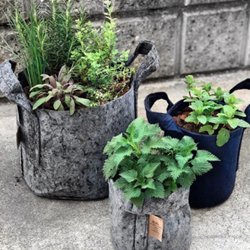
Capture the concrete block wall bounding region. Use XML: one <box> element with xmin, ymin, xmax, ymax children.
<box><xmin>0</xmin><ymin>0</ymin><xmax>250</xmax><ymax>80</ymax></box>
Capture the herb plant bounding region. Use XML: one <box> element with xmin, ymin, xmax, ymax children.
<box><xmin>30</xmin><ymin>65</ymin><xmax>91</xmax><ymax>114</ymax></box>
<box><xmin>183</xmin><ymin>75</ymin><xmax>250</xmax><ymax>147</ymax></box>
<box><xmin>3</xmin><ymin>1</ymin><xmax>47</xmax><ymax>87</ymax></box>
<box><xmin>3</xmin><ymin>0</ymin><xmax>135</xmax><ymax>112</ymax></box>
<box><xmin>44</xmin><ymin>0</ymin><xmax>77</xmax><ymax>74</ymax></box>
<box><xmin>103</xmin><ymin>117</ymin><xmax>219</xmax><ymax>208</ymax></box>
<box><xmin>71</xmin><ymin>1</ymin><xmax>134</xmax><ymax>106</ymax></box>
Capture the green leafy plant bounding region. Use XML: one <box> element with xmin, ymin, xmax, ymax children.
<box><xmin>3</xmin><ymin>0</ymin><xmax>135</xmax><ymax>112</ymax></box>
<box><xmin>30</xmin><ymin>65</ymin><xmax>91</xmax><ymax>114</ymax></box>
<box><xmin>182</xmin><ymin>75</ymin><xmax>250</xmax><ymax>147</ymax></box>
<box><xmin>44</xmin><ymin>0</ymin><xmax>77</xmax><ymax>74</ymax></box>
<box><xmin>71</xmin><ymin>0</ymin><xmax>134</xmax><ymax>106</ymax></box>
<box><xmin>103</xmin><ymin>117</ymin><xmax>219</xmax><ymax>208</ymax></box>
<box><xmin>3</xmin><ymin>1</ymin><xmax>47</xmax><ymax>87</ymax></box>
<box><xmin>2</xmin><ymin>0</ymin><xmax>78</xmax><ymax>86</ymax></box>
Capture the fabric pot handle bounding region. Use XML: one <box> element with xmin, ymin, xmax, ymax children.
<box><xmin>126</xmin><ymin>40</ymin><xmax>159</xmax><ymax>118</ymax></box>
<box><xmin>0</xmin><ymin>60</ymin><xmax>33</xmax><ymax>112</ymax></box>
<box><xmin>126</xmin><ymin>40</ymin><xmax>159</xmax><ymax>92</ymax></box>
<box><xmin>229</xmin><ymin>78</ymin><xmax>250</xmax><ymax>124</ymax></box>
<box><xmin>144</xmin><ymin>92</ymin><xmax>184</xmax><ymax>137</ymax></box>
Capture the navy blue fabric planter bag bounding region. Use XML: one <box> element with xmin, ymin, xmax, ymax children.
<box><xmin>144</xmin><ymin>80</ymin><xmax>250</xmax><ymax>208</ymax></box>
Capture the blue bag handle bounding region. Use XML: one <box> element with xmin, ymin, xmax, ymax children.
<box><xmin>144</xmin><ymin>92</ymin><xmax>184</xmax><ymax>138</ymax></box>
<box><xmin>230</xmin><ymin>78</ymin><xmax>250</xmax><ymax>124</ymax></box>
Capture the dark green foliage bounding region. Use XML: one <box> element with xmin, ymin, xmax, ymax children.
<box><xmin>183</xmin><ymin>75</ymin><xmax>250</xmax><ymax>147</ymax></box>
<box><xmin>103</xmin><ymin>117</ymin><xmax>219</xmax><ymax>208</ymax></box>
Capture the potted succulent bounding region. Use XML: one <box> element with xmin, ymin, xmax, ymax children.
<box><xmin>145</xmin><ymin>75</ymin><xmax>250</xmax><ymax>208</ymax></box>
<box><xmin>103</xmin><ymin>117</ymin><xmax>219</xmax><ymax>250</ymax></box>
<box><xmin>0</xmin><ymin>0</ymin><xmax>159</xmax><ymax>200</ymax></box>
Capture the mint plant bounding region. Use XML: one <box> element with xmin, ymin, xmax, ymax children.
<box><xmin>103</xmin><ymin>117</ymin><xmax>219</xmax><ymax>208</ymax></box>
<box><xmin>183</xmin><ymin>75</ymin><xmax>250</xmax><ymax>147</ymax></box>
<box><xmin>30</xmin><ymin>65</ymin><xmax>91</xmax><ymax>114</ymax></box>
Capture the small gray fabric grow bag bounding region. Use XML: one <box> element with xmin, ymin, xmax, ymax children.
<box><xmin>0</xmin><ymin>40</ymin><xmax>159</xmax><ymax>200</ymax></box>
<box><xmin>109</xmin><ymin>180</ymin><xmax>192</xmax><ymax>250</ymax></box>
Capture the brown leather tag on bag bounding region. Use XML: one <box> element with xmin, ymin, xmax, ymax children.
<box><xmin>148</xmin><ymin>214</ymin><xmax>163</xmax><ymax>242</ymax></box>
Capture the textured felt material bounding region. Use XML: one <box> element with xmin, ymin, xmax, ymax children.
<box><xmin>0</xmin><ymin>40</ymin><xmax>159</xmax><ymax>200</ymax></box>
<box><xmin>109</xmin><ymin>180</ymin><xmax>191</xmax><ymax>250</ymax></box>
<box><xmin>144</xmin><ymin>87</ymin><xmax>249</xmax><ymax>208</ymax></box>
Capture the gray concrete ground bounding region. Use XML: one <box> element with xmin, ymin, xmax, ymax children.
<box><xmin>1</xmin><ymin>70</ymin><xmax>250</xmax><ymax>250</ymax></box>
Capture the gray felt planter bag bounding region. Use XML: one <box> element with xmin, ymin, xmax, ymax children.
<box><xmin>109</xmin><ymin>180</ymin><xmax>192</xmax><ymax>250</ymax></box>
<box><xmin>0</xmin><ymin>40</ymin><xmax>159</xmax><ymax>200</ymax></box>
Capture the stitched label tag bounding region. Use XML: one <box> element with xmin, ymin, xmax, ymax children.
<box><xmin>148</xmin><ymin>214</ymin><xmax>163</xmax><ymax>242</ymax></box>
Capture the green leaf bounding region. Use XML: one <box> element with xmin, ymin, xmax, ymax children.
<box><xmin>65</xmin><ymin>94</ymin><xmax>71</xmax><ymax>108</ymax></box>
<box><xmin>185</xmin><ymin>113</ymin><xmax>198</xmax><ymax>124</ymax></box>
<box><xmin>142</xmin><ymin>162</ymin><xmax>161</xmax><ymax>178</ymax></box>
<box><xmin>120</xmin><ymin>170</ymin><xmax>138</xmax><ymax>183</ymax></box>
<box><xmin>199</xmin><ymin>125</ymin><xmax>214</xmax><ymax>135</ymax></box>
<box><xmin>216</xmin><ymin>128</ymin><xmax>230</xmax><ymax>147</ymax></box>
<box><xmin>141</xmin><ymin>137</ymin><xmax>166</xmax><ymax>154</ymax></box>
<box><xmin>130</xmin><ymin>194</ymin><xmax>145</xmax><ymax>208</ymax></box>
<box><xmin>168</xmin><ymin>165</ymin><xmax>184</xmax><ymax>181</ymax></box>
<box><xmin>165</xmin><ymin>179</ymin><xmax>178</xmax><ymax>192</ymax></box>
<box><xmin>179</xmin><ymin>136</ymin><xmax>197</xmax><ymax>152</ymax></box>
<box><xmin>141</xmin><ymin>179</ymin><xmax>156</xmax><ymax>190</ymax></box>
<box><xmin>126</xmin><ymin>117</ymin><xmax>161</xmax><ymax>143</ymax></box>
<box><xmin>70</xmin><ymin>98</ymin><xmax>75</xmax><ymax>115</ymax></box>
<box><xmin>104</xmin><ymin>134</ymin><xmax>128</xmax><ymax>155</ymax></box>
<box><xmin>237</xmin><ymin>119</ymin><xmax>250</xmax><ymax>128</ymax></box>
<box><xmin>157</xmin><ymin>171</ymin><xmax>171</xmax><ymax>182</ymax></box>
<box><xmin>235</xmin><ymin>111</ymin><xmax>246</xmax><ymax>117</ymax></box>
<box><xmin>222</xmin><ymin>105</ymin><xmax>235</xmax><ymax>118</ymax></box>
<box><xmin>192</xmin><ymin>162</ymin><xmax>213</xmax><ymax>176</ymax></box>
<box><xmin>124</xmin><ymin>185</ymin><xmax>141</xmax><ymax>200</ymax></box>
<box><xmin>175</xmin><ymin>153</ymin><xmax>193</xmax><ymax>168</ymax></box>
<box><xmin>164</xmin><ymin>187</ymin><xmax>172</xmax><ymax>197</ymax></box>
<box><xmin>227</xmin><ymin>118</ymin><xmax>239</xmax><ymax>129</ymax></box>
<box><xmin>32</xmin><ymin>97</ymin><xmax>48</xmax><ymax>110</ymax></box>
<box><xmin>145</xmin><ymin>181</ymin><xmax>165</xmax><ymax>199</ymax></box>
<box><xmin>152</xmin><ymin>181</ymin><xmax>165</xmax><ymax>198</ymax></box>
<box><xmin>29</xmin><ymin>90</ymin><xmax>43</xmax><ymax>98</ymax></box>
<box><xmin>197</xmin><ymin>115</ymin><xmax>207</xmax><ymax>124</ymax></box>
<box><xmin>161</xmin><ymin>136</ymin><xmax>179</xmax><ymax>149</ymax></box>
<box><xmin>113</xmin><ymin>177</ymin><xmax>129</xmax><ymax>189</ymax></box>
<box><xmin>103</xmin><ymin>156</ymin><xmax>118</xmax><ymax>180</ymax></box>
<box><xmin>114</xmin><ymin>146</ymin><xmax>134</xmax><ymax>165</ymax></box>
<box><xmin>53</xmin><ymin>100</ymin><xmax>62</xmax><ymax>110</ymax></box>
<box><xmin>58</xmin><ymin>104</ymin><xmax>65</xmax><ymax>111</ymax></box>
<box><xmin>177</xmin><ymin>172</ymin><xmax>196</xmax><ymax>188</ymax></box>
<box><xmin>195</xmin><ymin>150</ymin><xmax>220</xmax><ymax>162</ymax></box>
<box><xmin>74</xmin><ymin>96</ymin><xmax>91</xmax><ymax>107</ymax></box>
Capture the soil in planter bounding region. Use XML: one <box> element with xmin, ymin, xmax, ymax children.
<box><xmin>172</xmin><ymin>107</ymin><xmax>233</xmax><ymax>135</ymax></box>
<box><xmin>21</xmin><ymin>74</ymin><xmax>131</xmax><ymax>110</ymax></box>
